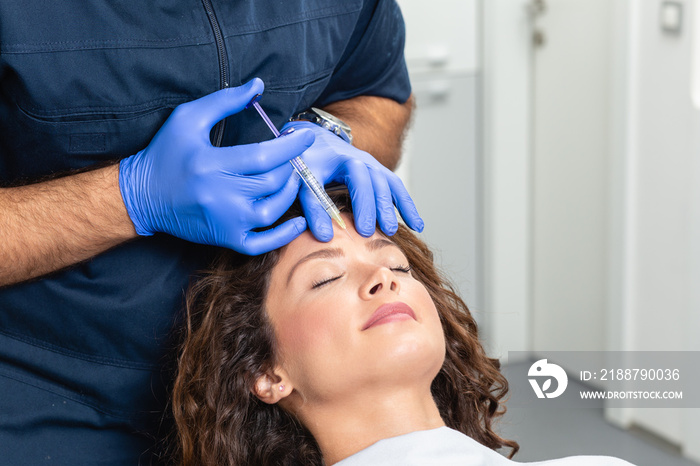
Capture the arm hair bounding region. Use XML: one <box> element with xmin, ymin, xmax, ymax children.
<box><xmin>0</xmin><ymin>164</ymin><xmax>137</xmax><ymax>286</ymax></box>
<box><xmin>321</xmin><ymin>94</ymin><xmax>415</xmax><ymax>171</ymax></box>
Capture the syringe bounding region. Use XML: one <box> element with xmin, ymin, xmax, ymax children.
<box><xmin>247</xmin><ymin>95</ymin><xmax>347</xmax><ymax>230</ymax></box>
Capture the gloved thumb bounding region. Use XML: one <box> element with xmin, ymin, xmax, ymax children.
<box><xmin>219</xmin><ymin>127</ymin><xmax>316</xmax><ymax>175</ymax></box>
<box><xmin>186</xmin><ymin>78</ymin><xmax>266</xmax><ymax>131</ymax></box>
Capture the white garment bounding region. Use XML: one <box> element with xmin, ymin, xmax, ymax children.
<box><xmin>334</xmin><ymin>427</ymin><xmax>635</xmax><ymax>466</ymax></box>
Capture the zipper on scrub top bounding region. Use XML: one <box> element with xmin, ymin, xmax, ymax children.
<box><xmin>201</xmin><ymin>0</ymin><xmax>230</xmax><ymax>147</ymax></box>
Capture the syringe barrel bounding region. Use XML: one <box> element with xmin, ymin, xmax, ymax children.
<box><xmin>289</xmin><ymin>157</ymin><xmax>336</xmax><ymax>212</ymax></box>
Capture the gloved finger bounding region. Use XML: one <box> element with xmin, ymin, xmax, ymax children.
<box><xmin>219</xmin><ymin>128</ymin><xmax>315</xmax><ymax>175</ymax></box>
<box><xmin>250</xmin><ymin>174</ymin><xmax>302</xmax><ymax>228</ymax></box>
<box><xmin>186</xmin><ymin>78</ymin><xmax>265</xmax><ymax>132</ymax></box>
<box><xmin>387</xmin><ymin>175</ymin><xmax>424</xmax><ymax>233</ymax></box>
<box><xmin>239</xmin><ymin>217</ymin><xmax>308</xmax><ymax>256</ymax></box>
<box><xmin>341</xmin><ymin>159</ymin><xmax>376</xmax><ymax>237</ymax></box>
<box><xmin>226</xmin><ymin>161</ymin><xmax>295</xmax><ymax>199</ymax></box>
<box><xmin>369</xmin><ymin>167</ymin><xmax>399</xmax><ymax>236</ymax></box>
<box><xmin>299</xmin><ymin>184</ymin><xmax>334</xmax><ymax>242</ymax></box>
<box><xmin>280</xmin><ymin>120</ymin><xmax>318</xmax><ymax>134</ymax></box>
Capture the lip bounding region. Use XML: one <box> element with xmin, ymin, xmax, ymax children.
<box><xmin>362</xmin><ymin>302</ymin><xmax>417</xmax><ymax>330</ymax></box>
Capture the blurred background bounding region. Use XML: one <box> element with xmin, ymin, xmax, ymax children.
<box><xmin>394</xmin><ymin>0</ymin><xmax>700</xmax><ymax>464</ymax></box>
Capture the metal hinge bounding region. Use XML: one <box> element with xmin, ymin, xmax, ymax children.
<box><xmin>528</xmin><ymin>0</ymin><xmax>547</xmax><ymax>48</ymax></box>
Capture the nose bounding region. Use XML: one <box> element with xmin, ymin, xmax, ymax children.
<box><xmin>360</xmin><ymin>266</ymin><xmax>401</xmax><ymax>300</ymax></box>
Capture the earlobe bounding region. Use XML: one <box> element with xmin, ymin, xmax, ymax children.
<box><xmin>253</xmin><ymin>371</ymin><xmax>292</xmax><ymax>404</ymax></box>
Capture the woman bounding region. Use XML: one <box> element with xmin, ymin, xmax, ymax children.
<box><xmin>172</xmin><ymin>195</ymin><xmax>633</xmax><ymax>465</ymax></box>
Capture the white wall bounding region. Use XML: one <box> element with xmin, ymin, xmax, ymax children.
<box><xmin>606</xmin><ymin>0</ymin><xmax>700</xmax><ymax>456</ymax></box>
<box><xmin>625</xmin><ymin>0</ymin><xmax>695</xmax><ymax>355</ymax></box>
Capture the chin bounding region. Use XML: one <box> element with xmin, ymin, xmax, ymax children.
<box><xmin>369</xmin><ymin>331</ymin><xmax>446</xmax><ymax>382</ymax></box>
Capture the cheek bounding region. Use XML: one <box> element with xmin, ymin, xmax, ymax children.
<box><xmin>414</xmin><ymin>289</ymin><xmax>448</xmax><ymax>376</ymax></box>
<box><xmin>274</xmin><ymin>298</ymin><xmax>344</xmax><ymax>363</ymax></box>
<box><xmin>413</xmin><ymin>284</ymin><xmax>437</xmax><ymax>318</ymax></box>
<box><xmin>414</xmin><ymin>286</ymin><xmax>446</xmax><ymax>344</ymax></box>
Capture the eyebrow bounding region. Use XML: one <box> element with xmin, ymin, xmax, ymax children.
<box><xmin>286</xmin><ymin>238</ymin><xmax>399</xmax><ymax>285</ymax></box>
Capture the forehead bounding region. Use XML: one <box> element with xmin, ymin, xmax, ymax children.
<box><xmin>275</xmin><ymin>218</ymin><xmax>403</xmax><ymax>272</ymax></box>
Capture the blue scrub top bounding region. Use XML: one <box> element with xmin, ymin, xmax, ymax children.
<box><xmin>0</xmin><ymin>1</ymin><xmax>411</xmax><ymax>463</ymax></box>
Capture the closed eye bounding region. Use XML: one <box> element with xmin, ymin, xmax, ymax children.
<box><xmin>312</xmin><ymin>274</ymin><xmax>344</xmax><ymax>289</ymax></box>
<box><xmin>391</xmin><ymin>265</ymin><xmax>412</xmax><ymax>274</ymax></box>
<box><xmin>312</xmin><ymin>265</ymin><xmax>410</xmax><ymax>289</ymax></box>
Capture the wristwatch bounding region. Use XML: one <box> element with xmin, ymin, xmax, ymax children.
<box><xmin>290</xmin><ymin>107</ymin><xmax>353</xmax><ymax>145</ymax></box>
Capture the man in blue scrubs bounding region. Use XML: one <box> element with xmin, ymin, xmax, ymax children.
<box><xmin>0</xmin><ymin>1</ymin><xmax>421</xmax><ymax>463</ymax></box>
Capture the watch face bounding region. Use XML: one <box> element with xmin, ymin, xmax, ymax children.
<box><xmin>307</xmin><ymin>107</ymin><xmax>353</xmax><ymax>144</ymax></box>
<box><xmin>312</xmin><ymin>107</ymin><xmax>351</xmax><ymax>132</ymax></box>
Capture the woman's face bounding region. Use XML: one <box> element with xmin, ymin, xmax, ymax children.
<box><xmin>264</xmin><ymin>215</ymin><xmax>446</xmax><ymax>405</ymax></box>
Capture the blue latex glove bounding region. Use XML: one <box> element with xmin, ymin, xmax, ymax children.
<box><xmin>119</xmin><ymin>78</ymin><xmax>315</xmax><ymax>255</ymax></box>
<box><xmin>280</xmin><ymin>120</ymin><xmax>424</xmax><ymax>241</ymax></box>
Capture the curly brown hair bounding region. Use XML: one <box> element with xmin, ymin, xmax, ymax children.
<box><xmin>172</xmin><ymin>195</ymin><xmax>519</xmax><ymax>465</ymax></box>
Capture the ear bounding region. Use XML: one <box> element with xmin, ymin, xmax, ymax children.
<box><xmin>253</xmin><ymin>368</ymin><xmax>293</xmax><ymax>405</ymax></box>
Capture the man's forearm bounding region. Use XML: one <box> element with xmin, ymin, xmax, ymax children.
<box><xmin>321</xmin><ymin>94</ymin><xmax>415</xmax><ymax>171</ymax></box>
<box><xmin>0</xmin><ymin>164</ymin><xmax>137</xmax><ymax>286</ymax></box>
<box><xmin>0</xmin><ymin>95</ymin><xmax>414</xmax><ymax>287</ymax></box>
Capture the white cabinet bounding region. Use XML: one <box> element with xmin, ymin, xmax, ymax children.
<box><xmin>399</xmin><ymin>0</ymin><xmax>479</xmax><ymax>75</ymax></box>
<box><xmin>397</xmin><ymin>0</ymin><xmax>483</xmax><ymax>313</ymax></box>
<box><xmin>406</xmin><ymin>74</ymin><xmax>482</xmax><ymax>313</ymax></box>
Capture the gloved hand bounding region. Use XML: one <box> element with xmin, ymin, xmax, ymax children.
<box><xmin>119</xmin><ymin>78</ymin><xmax>315</xmax><ymax>255</ymax></box>
<box><xmin>280</xmin><ymin>120</ymin><xmax>423</xmax><ymax>241</ymax></box>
